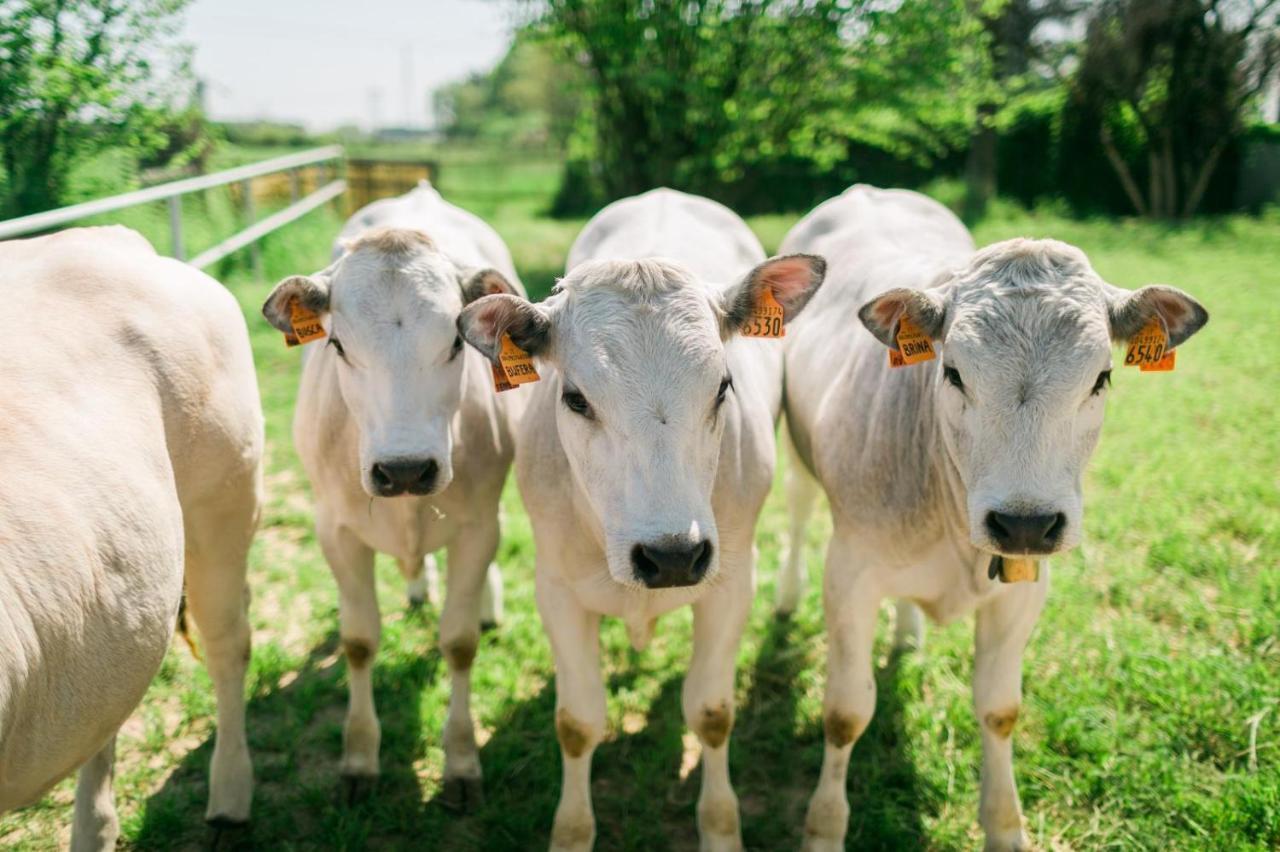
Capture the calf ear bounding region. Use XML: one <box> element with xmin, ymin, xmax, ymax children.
<box><xmin>458</xmin><ymin>294</ymin><xmax>552</xmax><ymax>363</ymax></box>
<box><xmin>858</xmin><ymin>288</ymin><xmax>947</xmax><ymax>349</ymax></box>
<box><xmin>460</xmin><ymin>268</ymin><xmax>520</xmax><ymax>304</ymax></box>
<box><xmin>1105</xmin><ymin>284</ymin><xmax>1208</xmax><ymax>350</ymax></box>
<box><xmin>721</xmin><ymin>254</ymin><xmax>826</xmax><ymax>336</ymax></box>
<box><xmin>262</xmin><ymin>273</ymin><xmax>331</xmax><ymax>335</ymax></box>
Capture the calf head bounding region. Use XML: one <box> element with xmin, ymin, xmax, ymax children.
<box><xmin>461</xmin><ymin>255</ymin><xmax>824</xmax><ymax>589</ymax></box>
<box><xmin>860</xmin><ymin>238</ymin><xmax>1207</xmax><ymax>557</ymax></box>
<box><xmin>263</xmin><ymin>227</ymin><xmax>517</xmax><ymax>498</ymax></box>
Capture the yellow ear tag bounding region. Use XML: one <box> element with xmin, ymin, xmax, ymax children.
<box><xmin>742</xmin><ymin>287</ymin><xmax>785</xmax><ymax>338</ymax></box>
<box><xmin>1124</xmin><ymin>316</ymin><xmax>1174</xmax><ymax>371</ymax></box>
<box><xmin>491</xmin><ymin>333</ymin><xmax>539</xmax><ymax>392</ymax></box>
<box><xmin>1000</xmin><ymin>557</ymin><xmax>1039</xmax><ymax>583</ymax></box>
<box><xmin>889</xmin><ymin>315</ymin><xmax>935</xmax><ymax>367</ymax></box>
<box><xmin>285</xmin><ymin>297</ymin><xmax>327</xmax><ymax>347</ymax></box>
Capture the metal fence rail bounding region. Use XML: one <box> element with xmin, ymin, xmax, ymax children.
<box><xmin>0</xmin><ymin>145</ymin><xmax>346</xmax><ymax>270</ymax></box>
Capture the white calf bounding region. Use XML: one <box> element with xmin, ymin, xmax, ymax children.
<box><xmin>780</xmin><ymin>185</ymin><xmax>1208</xmax><ymax>850</ymax></box>
<box><xmin>0</xmin><ymin>227</ymin><xmax>262</xmax><ymax>847</ymax></box>
<box><xmin>460</xmin><ymin>188</ymin><xmax>825</xmax><ymax>851</ymax></box>
<box><xmin>262</xmin><ymin>185</ymin><xmax>523</xmax><ymax>811</ymax></box>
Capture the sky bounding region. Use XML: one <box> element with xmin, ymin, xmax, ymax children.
<box><xmin>180</xmin><ymin>0</ymin><xmax>518</xmax><ymax>131</ymax></box>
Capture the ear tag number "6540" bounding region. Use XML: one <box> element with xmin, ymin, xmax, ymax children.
<box><xmin>1124</xmin><ymin>315</ymin><xmax>1176</xmax><ymax>372</ymax></box>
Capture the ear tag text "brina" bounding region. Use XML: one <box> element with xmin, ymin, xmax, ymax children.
<box><xmin>285</xmin><ymin>297</ymin><xmax>327</xmax><ymax>347</ymax></box>
<box><xmin>988</xmin><ymin>556</ymin><xmax>1039</xmax><ymax>584</ymax></box>
<box><xmin>742</xmin><ymin>286</ymin><xmax>785</xmax><ymax>338</ymax></box>
<box><xmin>491</xmin><ymin>333</ymin><xmax>539</xmax><ymax>393</ymax></box>
<box><xmin>1124</xmin><ymin>315</ymin><xmax>1176</xmax><ymax>372</ymax></box>
<box><xmin>889</xmin><ymin>315</ymin><xmax>935</xmax><ymax>367</ymax></box>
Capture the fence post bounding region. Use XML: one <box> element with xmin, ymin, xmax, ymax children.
<box><xmin>168</xmin><ymin>196</ymin><xmax>184</xmax><ymax>261</ymax></box>
<box><xmin>241</xmin><ymin>178</ymin><xmax>261</xmax><ymax>278</ymax></box>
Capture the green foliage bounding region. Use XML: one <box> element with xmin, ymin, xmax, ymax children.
<box><xmin>0</xmin><ymin>0</ymin><xmax>196</xmax><ymax>217</ymax></box>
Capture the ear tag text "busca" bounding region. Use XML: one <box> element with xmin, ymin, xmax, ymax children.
<box><xmin>741</xmin><ymin>287</ymin><xmax>785</xmax><ymax>338</ymax></box>
<box><xmin>1124</xmin><ymin>315</ymin><xmax>1175</xmax><ymax>372</ymax></box>
<box><xmin>491</xmin><ymin>333</ymin><xmax>539</xmax><ymax>393</ymax></box>
<box><xmin>285</xmin><ymin>297</ymin><xmax>327</xmax><ymax>347</ymax></box>
<box><xmin>888</xmin><ymin>315</ymin><xmax>936</xmax><ymax>368</ymax></box>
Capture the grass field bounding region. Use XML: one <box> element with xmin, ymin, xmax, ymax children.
<box><xmin>2</xmin><ymin>151</ymin><xmax>1278</xmax><ymax>850</ymax></box>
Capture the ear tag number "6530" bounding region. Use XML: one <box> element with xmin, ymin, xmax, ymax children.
<box><xmin>889</xmin><ymin>315</ymin><xmax>935</xmax><ymax>368</ymax></box>
<box><xmin>285</xmin><ymin>297</ymin><xmax>327</xmax><ymax>347</ymax></box>
<box><xmin>491</xmin><ymin>333</ymin><xmax>540</xmax><ymax>393</ymax></box>
<box><xmin>742</xmin><ymin>287</ymin><xmax>785</xmax><ymax>338</ymax></box>
<box><xmin>1124</xmin><ymin>315</ymin><xmax>1175</xmax><ymax>372</ymax></box>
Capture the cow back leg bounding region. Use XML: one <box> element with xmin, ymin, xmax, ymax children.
<box><xmin>973</xmin><ymin>572</ymin><xmax>1048</xmax><ymax>851</ymax></box>
<box><xmin>401</xmin><ymin>553</ymin><xmax>440</xmax><ymax>609</ymax></box>
<box><xmin>437</xmin><ymin>518</ymin><xmax>500</xmax><ymax>813</ymax></box>
<box><xmin>479</xmin><ymin>560</ymin><xmax>504</xmax><ymax>629</ymax></box>
<box><xmin>776</xmin><ymin>427</ymin><xmax>819</xmax><ymax>618</ymax></box>
<box><xmin>70</xmin><ymin>735</ymin><xmax>118</xmax><ymax>852</ymax></box>
<box><xmin>685</xmin><ymin>540</ymin><xmax>754</xmax><ymax>851</ymax></box>
<box><xmin>183</xmin><ymin>476</ymin><xmax>259</xmax><ymax>824</ymax></box>
<box><xmin>317</xmin><ymin>522</ymin><xmax>381</xmax><ymax>793</ymax></box>
<box><xmin>803</xmin><ymin>534</ymin><xmax>882</xmax><ymax>852</ymax></box>
<box><xmin>537</xmin><ymin>572</ymin><xmax>605</xmax><ymax>852</ymax></box>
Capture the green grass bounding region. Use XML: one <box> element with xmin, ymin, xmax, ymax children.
<box><xmin>2</xmin><ymin>151</ymin><xmax>1278</xmax><ymax>850</ymax></box>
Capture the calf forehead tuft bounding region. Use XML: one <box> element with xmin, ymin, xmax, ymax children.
<box><xmin>346</xmin><ymin>226</ymin><xmax>437</xmax><ymax>256</ymax></box>
<box><xmin>962</xmin><ymin>238</ymin><xmax>1092</xmax><ymax>293</ymax></box>
<box><xmin>558</xmin><ymin>258</ymin><xmax>699</xmax><ymax>299</ymax></box>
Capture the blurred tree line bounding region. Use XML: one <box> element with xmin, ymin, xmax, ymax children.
<box><xmin>0</xmin><ymin>0</ymin><xmax>214</xmax><ymax>218</ymax></box>
<box><xmin>441</xmin><ymin>0</ymin><xmax>1280</xmax><ymax>220</ymax></box>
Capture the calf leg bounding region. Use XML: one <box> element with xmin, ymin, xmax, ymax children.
<box><xmin>480</xmin><ymin>561</ymin><xmax>504</xmax><ymax>629</ymax></box>
<box><xmin>184</xmin><ymin>489</ymin><xmax>258</xmax><ymax>824</ymax></box>
<box><xmin>70</xmin><ymin>735</ymin><xmax>118</xmax><ymax>852</ymax></box>
<box><xmin>685</xmin><ymin>544</ymin><xmax>754</xmax><ymax>852</ymax></box>
<box><xmin>973</xmin><ymin>574</ymin><xmax>1048</xmax><ymax>851</ymax></box>
<box><xmin>402</xmin><ymin>554</ymin><xmax>440</xmax><ymax>609</ymax></box>
<box><xmin>317</xmin><ymin>522</ymin><xmax>380</xmax><ymax>794</ymax></box>
<box><xmin>776</xmin><ymin>431</ymin><xmax>819</xmax><ymax>618</ymax></box>
<box><xmin>437</xmin><ymin>519</ymin><xmax>499</xmax><ymax>812</ymax></box>
<box><xmin>892</xmin><ymin>599</ymin><xmax>925</xmax><ymax>653</ymax></box>
<box><xmin>803</xmin><ymin>535</ymin><xmax>882</xmax><ymax>852</ymax></box>
<box><xmin>537</xmin><ymin>573</ymin><xmax>605</xmax><ymax>852</ymax></box>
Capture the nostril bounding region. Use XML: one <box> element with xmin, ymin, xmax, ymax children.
<box><xmin>985</xmin><ymin>511</ymin><xmax>1010</xmax><ymax>543</ymax></box>
<box><xmin>631</xmin><ymin>544</ymin><xmax>659</xmax><ymax>583</ymax></box>
<box><xmin>691</xmin><ymin>540</ymin><xmax>712</xmax><ymax>578</ymax></box>
<box><xmin>371</xmin><ymin>463</ymin><xmax>392</xmax><ymax>490</ymax></box>
<box><xmin>416</xmin><ymin>459</ymin><xmax>439</xmax><ymax>489</ymax></box>
<box><xmin>1046</xmin><ymin>512</ymin><xmax>1067</xmax><ymax>543</ymax></box>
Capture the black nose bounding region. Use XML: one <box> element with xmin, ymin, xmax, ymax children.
<box><xmin>985</xmin><ymin>511</ymin><xmax>1066</xmax><ymax>554</ymax></box>
<box><xmin>370</xmin><ymin>458</ymin><xmax>439</xmax><ymax>496</ymax></box>
<box><xmin>631</xmin><ymin>539</ymin><xmax>713</xmax><ymax>588</ymax></box>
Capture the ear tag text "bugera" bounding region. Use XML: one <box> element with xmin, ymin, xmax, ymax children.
<box><xmin>491</xmin><ymin>333</ymin><xmax>539</xmax><ymax>392</ymax></box>
<box><xmin>1124</xmin><ymin>315</ymin><xmax>1175</xmax><ymax>372</ymax></box>
<box><xmin>742</xmin><ymin>287</ymin><xmax>785</xmax><ymax>338</ymax></box>
<box><xmin>889</xmin><ymin>315</ymin><xmax>935</xmax><ymax>368</ymax></box>
<box><xmin>285</xmin><ymin>297</ymin><xmax>327</xmax><ymax>347</ymax></box>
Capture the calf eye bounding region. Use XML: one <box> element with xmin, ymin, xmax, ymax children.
<box><xmin>943</xmin><ymin>365</ymin><xmax>964</xmax><ymax>392</ymax></box>
<box><xmin>329</xmin><ymin>337</ymin><xmax>347</xmax><ymax>360</ymax></box>
<box><xmin>1091</xmin><ymin>369</ymin><xmax>1112</xmax><ymax>396</ymax></box>
<box><xmin>715</xmin><ymin>376</ymin><xmax>733</xmax><ymax>408</ymax></box>
<box><xmin>562</xmin><ymin>389</ymin><xmax>594</xmax><ymax>419</ymax></box>
<box><xmin>449</xmin><ymin>334</ymin><xmax>464</xmax><ymax>361</ymax></box>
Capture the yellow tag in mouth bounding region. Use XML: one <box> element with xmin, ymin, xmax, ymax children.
<box><xmin>989</xmin><ymin>556</ymin><xmax>1039</xmax><ymax>584</ymax></box>
<box><xmin>1124</xmin><ymin>316</ymin><xmax>1173</xmax><ymax>370</ymax></box>
<box><xmin>492</xmin><ymin>333</ymin><xmax>539</xmax><ymax>392</ymax></box>
<box><xmin>889</xmin><ymin>315</ymin><xmax>935</xmax><ymax>367</ymax></box>
<box><xmin>742</xmin><ymin>287</ymin><xmax>785</xmax><ymax>338</ymax></box>
<box><xmin>285</xmin><ymin>297</ymin><xmax>327</xmax><ymax>347</ymax></box>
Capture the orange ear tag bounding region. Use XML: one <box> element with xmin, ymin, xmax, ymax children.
<box><xmin>1124</xmin><ymin>316</ymin><xmax>1174</xmax><ymax>371</ymax></box>
<box><xmin>888</xmin><ymin>315</ymin><xmax>935</xmax><ymax>367</ymax></box>
<box><xmin>741</xmin><ymin>287</ymin><xmax>785</xmax><ymax>338</ymax></box>
<box><xmin>285</xmin><ymin>297</ymin><xmax>327</xmax><ymax>347</ymax></box>
<box><xmin>491</xmin><ymin>333</ymin><xmax>539</xmax><ymax>392</ymax></box>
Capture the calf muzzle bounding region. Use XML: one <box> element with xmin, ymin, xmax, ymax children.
<box><xmin>371</xmin><ymin>458</ymin><xmax>440</xmax><ymax>497</ymax></box>
<box><xmin>631</xmin><ymin>538</ymin><xmax>713</xmax><ymax>588</ymax></box>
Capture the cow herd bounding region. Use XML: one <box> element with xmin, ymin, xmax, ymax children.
<box><xmin>0</xmin><ymin>182</ymin><xmax>1207</xmax><ymax>851</ymax></box>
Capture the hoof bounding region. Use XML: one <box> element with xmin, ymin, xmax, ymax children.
<box><xmin>407</xmin><ymin>595</ymin><xmax>426</xmax><ymax>610</ymax></box>
<box><xmin>206</xmin><ymin>816</ymin><xmax>249</xmax><ymax>850</ymax></box>
<box><xmin>339</xmin><ymin>773</ymin><xmax>378</xmax><ymax>805</ymax></box>
<box><xmin>774</xmin><ymin>607</ymin><xmax>794</xmax><ymax>621</ymax></box>
<box><xmin>479</xmin><ymin>619</ymin><xmax>498</xmax><ymax>634</ymax></box>
<box><xmin>440</xmin><ymin>774</ymin><xmax>484</xmax><ymax>813</ymax></box>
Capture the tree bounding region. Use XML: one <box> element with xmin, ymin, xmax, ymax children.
<box><xmin>1076</xmin><ymin>0</ymin><xmax>1280</xmax><ymax>219</ymax></box>
<box><xmin>0</xmin><ymin>0</ymin><xmax>194</xmax><ymax>217</ymax></box>
<box><xmin>533</xmin><ymin>0</ymin><xmax>854</xmax><ymax>201</ymax></box>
